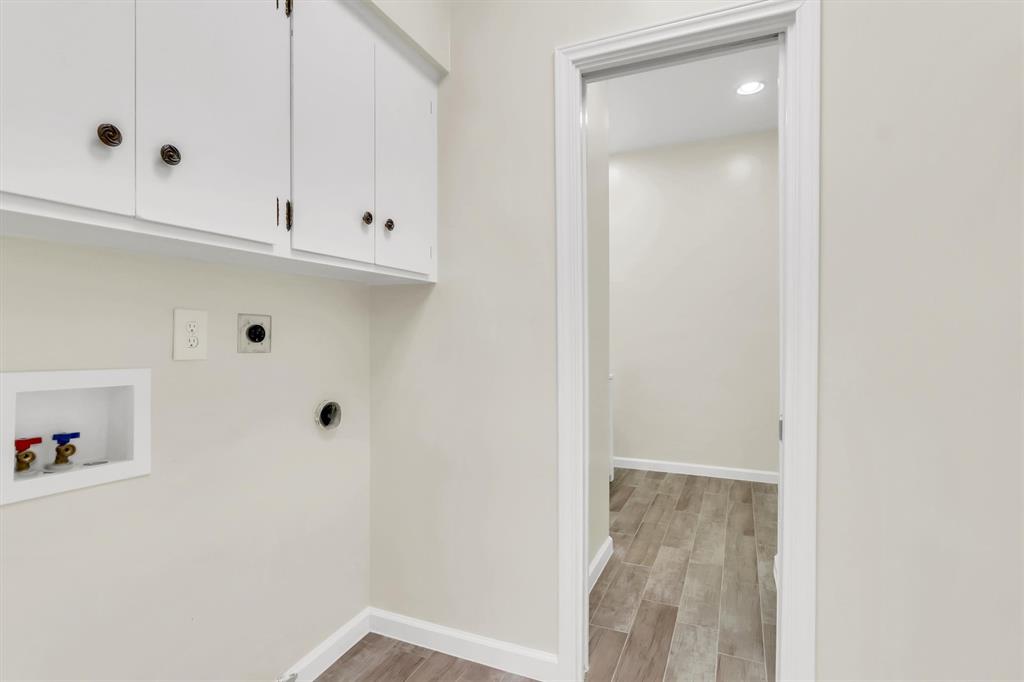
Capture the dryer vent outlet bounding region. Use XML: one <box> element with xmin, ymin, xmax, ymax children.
<box><xmin>316</xmin><ymin>401</ymin><xmax>342</xmax><ymax>430</ymax></box>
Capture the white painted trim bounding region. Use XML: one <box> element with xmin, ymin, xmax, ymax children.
<box><xmin>281</xmin><ymin>608</ymin><xmax>560</xmax><ymax>682</ymax></box>
<box><xmin>588</xmin><ymin>536</ymin><xmax>614</xmax><ymax>591</ymax></box>
<box><xmin>555</xmin><ymin>2</ymin><xmax>819</xmax><ymax>680</ymax></box>
<box><xmin>775</xmin><ymin>4</ymin><xmax>819</xmax><ymax>680</ymax></box>
<box><xmin>279</xmin><ymin>607</ymin><xmax>372</xmax><ymax>682</ymax></box>
<box><xmin>369</xmin><ymin>609</ymin><xmax>559</xmax><ymax>681</ymax></box>
<box><xmin>614</xmin><ymin>457</ymin><xmax>779</xmax><ymax>485</ymax></box>
<box><xmin>554</xmin><ymin>39</ymin><xmax>588</xmax><ymax>682</ymax></box>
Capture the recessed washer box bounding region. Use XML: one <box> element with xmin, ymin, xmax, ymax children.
<box><xmin>0</xmin><ymin>368</ymin><xmax>151</xmax><ymax>505</ymax></box>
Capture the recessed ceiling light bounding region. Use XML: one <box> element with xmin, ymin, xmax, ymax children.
<box><xmin>736</xmin><ymin>81</ymin><xmax>765</xmax><ymax>96</ymax></box>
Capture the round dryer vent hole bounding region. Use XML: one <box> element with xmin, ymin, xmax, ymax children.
<box><xmin>315</xmin><ymin>401</ymin><xmax>342</xmax><ymax>430</ymax></box>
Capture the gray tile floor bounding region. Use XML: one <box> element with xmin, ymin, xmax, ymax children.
<box><xmin>588</xmin><ymin>468</ymin><xmax>778</xmax><ymax>682</ymax></box>
<box><xmin>316</xmin><ymin>633</ymin><xmax>535</xmax><ymax>682</ymax></box>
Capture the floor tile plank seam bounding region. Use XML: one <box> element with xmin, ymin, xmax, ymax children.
<box><xmin>592</xmin><ymin>626</ymin><xmax>629</xmax><ymax>682</ymax></box>
<box><xmin>750</xmin><ymin>494</ymin><xmax>773</xmax><ymax>667</ymax></box>
<box><xmin>717</xmin><ymin>651</ymin><xmax>770</xmax><ymax>666</ymax></box>
<box><xmin>401</xmin><ymin>652</ymin><xmax>429</xmax><ymax>682</ymax></box>
<box><xmin>655</xmin><ymin>500</ymin><xmax>701</xmax><ymax>682</ymax></box>
<box><xmin>610</xmin><ymin>597</ymin><xmax>677</xmax><ymax>682</ymax></box>
<box><xmin>636</xmin><ymin>489</ymin><xmax>668</xmax><ymax>527</ymax></box>
<box><xmin>610</xmin><ymin>482</ymin><xmax>662</xmax><ymax>680</ymax></box>
<box><xmin>663</xmin><ymin>475</ymin><xmax>720</xmax><ymax>679</ymax></box>
<box><xmin>589</xmin><ymin>567</ymin><xmax>615</xmax><ymax>622</ymax></box>
<box><xmin>589</xmin><ymin>558</ymin><xmax>622</xmax><ymax>625</ymax></box>
<box><xmin>712</xmin><ymin>496</ymin><xmax>728</xmax><ymax>682</ymax></box>
<box><xmin>608</xmin><ymin>591</ymin><xmax>652</xmax><ymax>681</ymax></box>
<box><xmin>657</xmin><ymin>562</ymin><xmax>702</xmax><ymax>682</ymax></box>
<box><xmin>692</xmin><ymin>476</ymin><xmax>726</xmax><ymax>682</ymax></box>
<box><xmin>589</xmin><ymin>518</ymin><xmax>640</xmax><ymax>635</ymax></box>
<box><xmin>753</xmin><ymin>581</ymin><xmax>770</xmax><ymax>675</ymax></box>
<box><xmin>751</xmin><ymin>490</ymin><xmax>776</xmax><ymax>630</ymax></box>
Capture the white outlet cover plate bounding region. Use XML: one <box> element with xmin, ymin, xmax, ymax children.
<box><xmin>173</xmin><ymin>308</ymin><xmax>208</xmax><ymax>360</ymax></box>
<box><xmin>237</xmin><ymin>313</ymin><xmax>271</xmax><ymax>353</ymax></box>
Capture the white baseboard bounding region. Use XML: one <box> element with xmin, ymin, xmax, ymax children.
<box><xmin>614</xmin><ymin>456</ymin><xmax>779</xmax><ymax>484</ymax></box>
<box><xmin>588</xmin><ymin>536</ymin><xmax>613</xmax><ymax>591</ymax></box>
<box><xmin>281</xmin><ymin>607</ymin><xmax>560</xmax><ymax>682</ymax></box>
<box><xmin>370</xmin><ymin>608</ymin><xmax>559</xmax><ymax>681</ymax></box>
<box><xmin>280</xmin><ymin>607</ymin><xmax>372</xmax><ymax>682</ymax></box>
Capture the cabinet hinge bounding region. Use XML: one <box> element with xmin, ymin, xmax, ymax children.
<box><xmin>284</xmin><ymin>0</ymin><xmax>292</xmax><ymax>17</ymax></box>
<box><xmin>778</xmin><ymin>416</ymin><xmax>784</xmax><ymax>442</ymax></box>
<box><xmin>285</xmin><ymin>200</ymin><xmax>293</xmax><ymax>231</ymax></box>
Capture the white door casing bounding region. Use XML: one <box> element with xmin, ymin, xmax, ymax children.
<box><xmin>554</xmin><ymin>1</ymin><xmax>820</xmax><ymax>679</ymax></box>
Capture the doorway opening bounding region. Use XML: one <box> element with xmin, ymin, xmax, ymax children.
<box><xmin>586</xmin><ymin>39</ymin><xmax>781</xmax><ymax>681</ymax></box>
<box><xmin>553</xmin><ymin>3</ymin><xmax>819</xmax><ymax>680</ymax></box>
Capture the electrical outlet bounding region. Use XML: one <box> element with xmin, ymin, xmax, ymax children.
<box><xmin>173</xmin><ymin>308</ymin><xmax>208</xmax><ymax>360</ymax></box>
<box><xmin>237</xmin><ymin>313</ymin><xmax>271</xmax><ymax>353</ymax></box>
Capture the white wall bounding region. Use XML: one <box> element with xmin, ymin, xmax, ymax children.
<box><xmin>587</xmin><ymin>82</ymin><xmax>611</xmax><ymax>562</ymax></box>
<box><xmin>609</xmin><ymin>131</ymin><xmax>778</xmax><ymax>473</ymax></box>
<box><xmin>0</xmin><ymin>237</ymin><xmax>371</xmax><ymax>680</ymax></box>
<box><xmin>368</xmin><ymin>0</ymin><xmax>1024</xmax><ymax>677</ymax></box>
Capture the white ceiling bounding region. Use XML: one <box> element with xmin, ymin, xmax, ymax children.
<box><xmin>604</xmin><ymin>43</ymin><xmax>779</xmax><ymax>154</ymax></box>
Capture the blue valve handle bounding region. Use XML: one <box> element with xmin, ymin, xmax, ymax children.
<box><xmin>52</xmin><ymin>432</ymin><xmax>81</xmax><ymax>446</ymax></box>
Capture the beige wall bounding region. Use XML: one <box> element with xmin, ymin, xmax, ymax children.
<box><xmin>817</xmin><ymin>1</ymin><xmax>1022</xmax><ymax>678</ymax></box>
<box><xmin>587</xmin><ymin>82</ymin><xmax>611</xmax><ymax>563</ymax></box>
<box><xmin>0</xmin><ymin>237</ymin><xmax>371</xmax><ymax>680</ymax></box>
<box><xmin>609</xmin><ymin>132</ymin><xmax>778</xmax><ymax>473</ymax></box>
<box><xmin>369</xmin><ymin>0</ymin><xmax>1024</xmax><ymax>677</ymax></box>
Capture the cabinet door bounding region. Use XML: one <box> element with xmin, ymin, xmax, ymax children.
<box><xmin>0</xmin><ymin>0</ymin><xmax>135</xmax><ymax>215</ymax></box>
<box><xmin>374</xmin><ymin>40</ymin><xmax>437</xmax><ymax>275</ymax></box>
<box><xmin>291</xmin><ymin>0</ymin><xmax>374</xmax><ymax>263</ymax></box>
<box><xmin>136</xmin><ymin>1</ymin><xmax>289</xmax><ymax>243</ymax></box>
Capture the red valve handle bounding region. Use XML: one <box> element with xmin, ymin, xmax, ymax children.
<box><xmin>15</xmin><ymin>437</ymin><xmax>42</xmax><ymax>452</ymax></box>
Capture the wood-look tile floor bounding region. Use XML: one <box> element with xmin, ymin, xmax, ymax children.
<box><xmin>588</xmin><ymin>468</ymin><xmax>778</xmax><ymax>682</ymax></box>
<box><xmin>316</xmin><ymin>632</ymin><xmax>536</xmax><ymax>682</ymax></box>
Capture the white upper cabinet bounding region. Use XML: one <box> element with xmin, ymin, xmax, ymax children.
<box><xmin>0</xmin><ymin>0</ymin><xmax>135</xmax><ymax>215</ymax></box>
<box><xmin>0</xmin><ymin>0</ymin><xmax>438</xmax><ymax>283</ymax></box>
<box><xmin>135</xmin><ymin>1</ymin><xmax>289</xmax><ymax>244</ymax></box>
<box><xmin>291</xmin><ymin>0</ymin><xmax>375</xmax><ymax>263</ymax></box>
<box><xmin>374</xmin><ymin>39</ymin><xmax>437</xmax><ymax>276</ymax></box>
<box><xmin>291</xmin><ymin>2</ymin><xmax>438</xmax><ymax>276</ymax></box>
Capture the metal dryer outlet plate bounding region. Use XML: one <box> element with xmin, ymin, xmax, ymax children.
<box><xmin>237</xmin><ymin>313</ymin><xmax>271</xmax><ymax>353</ymax></box>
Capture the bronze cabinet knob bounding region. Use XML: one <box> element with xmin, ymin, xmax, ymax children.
<box><xmin>96</xmin><ymin>123</ymin><xmax>122</xmax><ymax>147</ymax></box>
<box><xmin>384</xmin><ymin>218</ymin><xmax>395</xmax><ymax>232</ymax></box>
<box><xmin>160</xmin><ymin>144</ymin><xmax>181</xmax><ymax>166</ymax></box>
<box><xmin>362</xmin><ymin>211</ymin><xmax>373</xmax><ymax>225</ymax></box>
